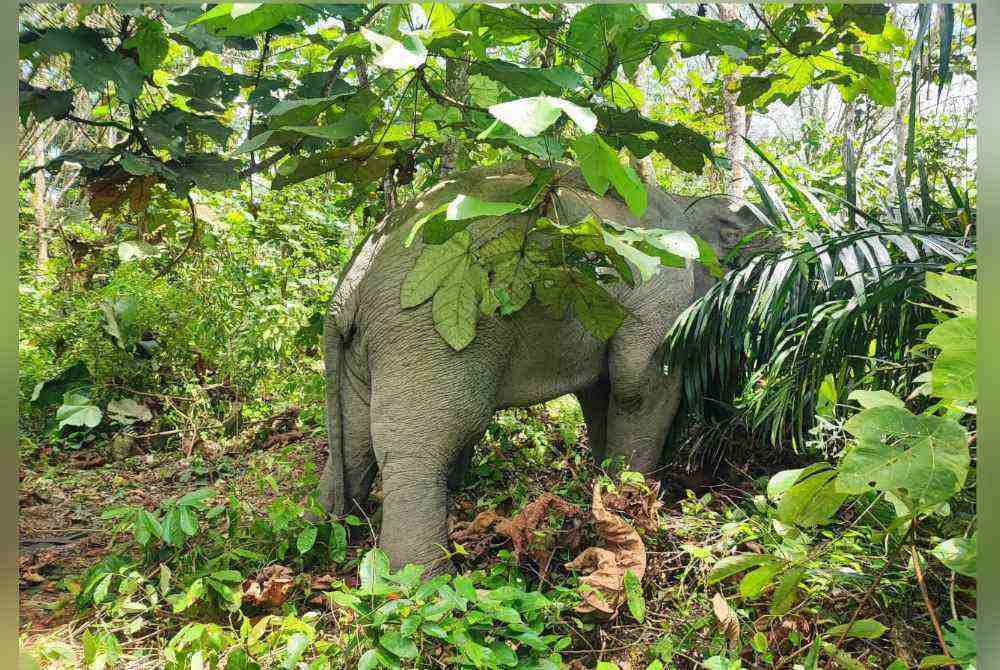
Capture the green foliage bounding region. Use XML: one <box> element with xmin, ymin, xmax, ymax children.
<box><xmin>327</xmin><ymin>548</ymin><xmax>572</xmax><ymax>668</ymax></box>
<box><xmin>17</xmin><ymin>5</ymin><xmax>977</xmax><ymax>668</ymax></box>
<box><xmin>705</xmin><ymin>270</ymin><xmax>976</xmax><ymax>667</ymax></box>
<box><xmin>667</xmin><ymin>151</ymin><xmax>974</xmax><ymax>445</ymax></box>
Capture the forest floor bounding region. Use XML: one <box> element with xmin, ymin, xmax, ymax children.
<box><xmin>19</xmin><ymin>398</ymin><xmax>958</xmax><ymax>669</ymax></box>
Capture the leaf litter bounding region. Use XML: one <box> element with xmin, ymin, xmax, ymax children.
<box><xmin>564</xmin><ymin>480</ymin><xmax>662</xmax><ymax>619</ymax></box>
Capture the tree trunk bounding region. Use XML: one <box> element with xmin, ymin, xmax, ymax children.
<box><xmin>886</xmin><ymin>83</ymin><xmax>909</xmax><ymax>199</ymax></box>
<box><xmin>842</xmin><ymin>43</ymin><xmax>862</xmax><ymax>227</ymax></box>
<box><xmin>842</xmin><ymin>98</ymin><xmax>858</xmax><ymax>227</ymax></box>
<box><xmin>540</xmin><ymin>6</ymin><xmax>563</xmax><ymax>68</ymax></box>
<box><xmin>353</xmin><ymin>53</ymin><xmax>398</xmax><ymax>208</ymax></box>
<box><xmin>439</xmin><ymin>57</ymin><xmax>469</xmax><ymax>177</ymax></box>
<box><xmin>632</xmin><ymin>63</ymin><xmax>657</xmax><ymax>186</ymax></box>
<box><xmin>32</xmin><ymin>139</ymin><xmax>48</xmax><ymax>270</ymax></box>
<box><xmin>716</xmin><ymin>4</ymin><xmax>748</xmax><ymax>198</ymax></box>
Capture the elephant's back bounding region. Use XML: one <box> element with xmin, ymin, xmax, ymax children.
<box><xmin>338</xmin><ymin>160</ymin><xmax>692</xmax><ymax>347</ymax></box>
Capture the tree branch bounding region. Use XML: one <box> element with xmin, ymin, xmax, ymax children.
<box><xmin>65</xmin><ymin>113</ymin><xmax>132</xmax><ymax>134</ymax></box>
<box><xmin>415</xmin><ymin>65</ymin><xmax>488</xmax><ymax>114</ymax></box>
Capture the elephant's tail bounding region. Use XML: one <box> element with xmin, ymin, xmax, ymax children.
<box><xmin>321</xmin><ymin>304</ymin><xmax>347</xmax><ymax>517</ymax></box>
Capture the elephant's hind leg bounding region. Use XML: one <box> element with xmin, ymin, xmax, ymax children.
<box><xmin>318</xmin><ymin>364</ymin><xmax>376</xmax><ymax>516</ymax></box>
<box><xmin>371</xmin><ymin>382</ymin><xmax>494</xmax><ymax>573</ymax></box>
<box><xmin>577</xmin><ymin>380</ymin><xmax>610</xmax><ymax>464</ymax></box>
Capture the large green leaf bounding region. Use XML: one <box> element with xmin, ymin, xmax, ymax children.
<box><xmin>270</xmin><ymin>143</ymin><xmax>393</xmax><ymax>189</ymax></box>
<box><xmin>446</xmin><ymin>195</ymin><xmax>523</xmax><ymax>221</ymax></box>
<box><xmin>478</xmin><ymin>227</ymin><xmax>545</xmax><ymax>313</ymax></box>
<box><xmin>848</xmin><ymin>390</ymin><xmax>905</xmax><ymax>409</ymax></box>
<box><xmin>931</xmin><ymin>535</ymin><xmax>976</xmax><ymax>577</ymax></box>
<box><xmin>400</xmin><ymin>230</ymin><xmax>474</xmax><ymax>308</ymax></box>
<box><xmin>488</xmin><ymin>96</ymin><xmax>597</xmax><ymax>137</ymax></box>
<box><xmin>470</xmin><ymin>59</ymin><xmax>583</xmax><ymax>97</ymax></box>
<box><xmin>56</xmin><ymin>393</ymin><xmax>103</xmax><ymax>430</ymax></box>
<box><xmin>536</xmin><ymin>268</ymin><xmax>628</xmax><ymax>341</ymax></box>
<box><xmin>926</xmin><ymin>272</ymin><xmax>976</xmax><ymax>315</ymax></box>
<box><xmin>433</xmin><ymin>262</ymin><xmax>481</xmax><ymax>351</ymax></box>
<box><xmin>571</xmin><ymin>133</ymin><xmax>647</xmax><ymax>217</ymax></box>
<box><xmin>769</xmin><ymin>566</ymin><xmax>805</xmax><ymax>615</ymax></box>
<box><xmin>593</xmin><ymin>108</ymin><xmax>713</xmax><ymax>174</ymax></box>
<box><xmin>565</xmin><ymin>4</ymin><xmax>644</xmax><ymax>76</ymax></box>
<box><xmin>824</xmin><ymin>619</ymin><xmax>888</xmax><ymax>640</ymax></box>
<box><xmin>72</xmin><ymin>50</ymin><xmax>145</xmax><ymax>103</ymax></box>
<box><xmin>19</xmin><ymin>85</ymin><xmax>73</xmax><ymax>123</ymax></box>
<box><xmin>707</xmin><ymin>554</ymin><xmax>775</xmax><ymax>585</ymax></box>
<box><xmin>646</xmin><ymin>14</ymin><xmax>765</xmax><ymax>59</ymax></box>
<box><xmin>267</xmin><ymin>91</ymin><xmax>356</xmax><ymax>129</ymax></box>
<box><xmin>775</xmin><ymin>463</ymin><xmax>848</xmax><ymax>528</ymax></box>
<box><xmin>927</xmin><ymin>315</ymin><xmax>976</xmax><ymax>402</ymax></box>
<box><xmin>358</xmin><ymin>548</ymin><xmax>390</xmax><ymax>591</ymax></box>
<box><xmin>837</xmin><ymin>406</ymin><xmax>969</xmax><ymax>506</ymax></box>
<box><xmin>123</xmin><ymin>17</ymin><xmax>169</xmax><ymax>74</ymax></box>
<box><xmin>380</xmin><ymin>630</ymin><xmax>419</xmax><ymax>660</ymax></box>
<box><xmin>190</xmin><ymin>3</ymin><xmax>309</xmax><ymax>37</ymax></box>
<box><xmin>360</xmin><ymin>28</ymin><xmax>427</xmax><ymax>70</ymax></box>
<box><xmin>601</xmin><ymin>231</ymin><xmax>662</xmax><ymax>283</ymax></box>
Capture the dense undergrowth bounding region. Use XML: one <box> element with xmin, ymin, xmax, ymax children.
<box><xmin>20</xmin><ymin>377</ymin><xmax>975</xmax><ymax>669</ymax></box>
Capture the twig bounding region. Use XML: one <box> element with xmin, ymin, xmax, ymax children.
<box><xmin>831</xmin><ymin>523</ymin><xmax>914</xmax><ymax>650</ymax></box>
<box><xmin>65</xmin><ymin>113</ymin><xmax>132</xmax><ymax>134</ymax></box>
<box><xmin>151</xmin><ymin>193</ymin><xmax>199</xmax><ymax>281</ymax></box>
<box><xmin>415</xmin><ymin>65</ymin><xmax>488</xmax><ymax>114</ymax></box>
<box><xmin>912</xmin><ymin>543</ymin><xmax>956</xmax><ymax>667</ymax></box>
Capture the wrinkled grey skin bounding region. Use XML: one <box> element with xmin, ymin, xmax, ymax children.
<box><xmin>317</xmin><ymin>161</ymin><xmax>757</xmax><ymax>572</ymax></box>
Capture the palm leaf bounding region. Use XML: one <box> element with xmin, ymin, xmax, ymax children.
<box><xmin>666</xmin><ymin>162</ymin><xmax>975</xmax><ymax>449</ymax></box>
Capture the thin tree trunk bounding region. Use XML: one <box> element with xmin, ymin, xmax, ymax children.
<box><xmin>32</xmin><ymin>139</ymin><xmax>49</xmax><ymax>270</ymax></box>
<box><xmin>439</xmin><ymin>57</ymin><xmax>469</xmax><ymax>177</ymax></box>
<box><xmin>887</xmin><ymin>82</ymin><xmax>909</xmax><ymax>198</ymax></box>
<box><xmin>842</xmin><ymin>98</ymin><xmax>858</xmax><ymax>227</ymax></box>
<box><xmin>540</xmin><ymin>6</ymin><xmax>563</xmax><ymax>68</ymax></box>
<box><xmin>842</xmin><ymin>44</ymin><xmax>862</xmax><ymax>226</ymax></box>
<box><xmin>717</xmin><ymin>4</ymin><xmax>747</xmax><ymax>197</ymax></box>
<box><xmin>632</xmin><ymin>63</ymin><xmax>657</xmax><ymax>186</ymax></box>
<box><xmin>353</xmin><ymin>52</ymin><xmax>398</xmax><ymax>208</ymax></box>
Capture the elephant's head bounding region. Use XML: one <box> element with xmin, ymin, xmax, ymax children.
<box><xmin>675</xmin><ymin>195</ymin><xmax>767</xmax><ymax>270</ymax></box>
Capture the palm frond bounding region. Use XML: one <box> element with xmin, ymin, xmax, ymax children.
<box><xmin>666</xmin><ymin>148</ymin><xmax>975</xmax><ymax>449</ymax></box>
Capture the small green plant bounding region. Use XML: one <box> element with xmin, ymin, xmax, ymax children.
<box><xmin>326</xmin><ymin>548</ymin><xmax>572</xmax><ymax>669</ymax></box>
<box><xmin>705</xmin><ymin>271</ymin><xmax>977</xmax><ymax>668</ymax></box>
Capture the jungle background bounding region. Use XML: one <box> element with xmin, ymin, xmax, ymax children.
<box><xmin>17</xmin><ymin>3</ymin><xmax>977</xmax><ymax>669</ymax></box>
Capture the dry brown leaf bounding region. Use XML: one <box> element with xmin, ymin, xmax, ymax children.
<box><xmin>242</xmin><ymin>564</ymin><xmax>294</xmax><ymax>608</ymax></box>
<box><xmin>601</xmin><ymin>481</ymin><xmax>663</xmax><ymax>532</ymax></box>
<box><xmin>450</xmin><ymin>495</ymin><xmax>581</xmax><ymax>575</ymax></box>
<box><xmin>564</xmin><ymin>482</ymin><xmax>647</xmax><ymax>619</ymax></box>
<box><xmin>495</xmin><ymin>492</ymin><xmax>582</xmax><ymax>572</ymax></box>
<box><xmin>308</xmin><ymin>574</ymin><xmax>338</xmax><ymax>592</ymax></box>
<box><xmin>712</xmin><ymin>591</ymin><xmax>740</xmax><ymax>647</ymax></box>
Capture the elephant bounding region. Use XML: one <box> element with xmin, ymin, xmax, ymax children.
<box><xmin>316</xmin><ymin>160</ymin><xmax>758</xmax><ymax>572</ymax></box>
